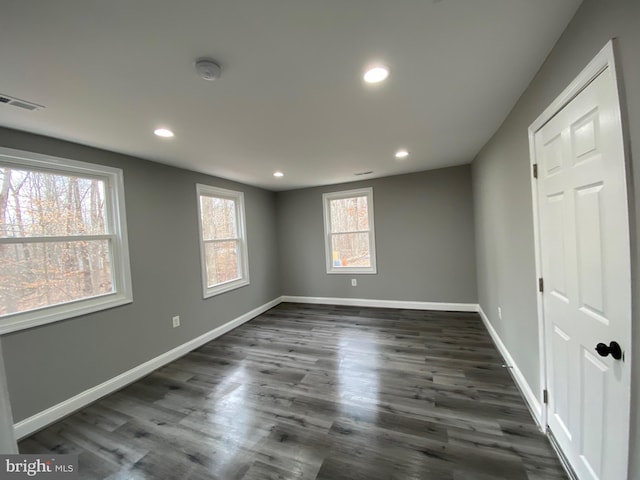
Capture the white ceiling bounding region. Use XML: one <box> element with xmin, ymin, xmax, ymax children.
<box><xmin>0</xmin><ymin>0</ymin><xmax>582</xmax><ymax>191</ymax></box>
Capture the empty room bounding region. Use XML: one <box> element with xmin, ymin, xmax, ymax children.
<box><xmin>0</xmin><ymin>1</ymin><xmax>639</xmax><ymax>479</ymax></box>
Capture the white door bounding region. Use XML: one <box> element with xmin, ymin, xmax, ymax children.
<box><xmin>534</xmin><ymin>57</ymin><xmax>631</xmax><ymax>479</ymax></box>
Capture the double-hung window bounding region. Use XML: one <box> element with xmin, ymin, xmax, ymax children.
<box><xmin>323</xmin><ymin>187</ymin><xmax>377</xmax><ymax>274</ymax></box>
<box><xmin>0</xmin><ymin>147</ymin><xmax>133</xmax><ymax>334</ymax></box>
<box><xmin>196</xmin><ymin>184</ymin><xmax>249</xmax><ymax>297</ymax></box>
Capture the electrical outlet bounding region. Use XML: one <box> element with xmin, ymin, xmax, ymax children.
<box><xmin>351</xmin><ymin>278</ymin><xmax>357</xmax><ymax>287</ymax></box>
<box><xmin>172</xmin><ymin>315</ymin><xmax>180</xmax><ymax>328</ymax></box>
<box><xmin>498</xmin><ymin>307</ymin><xmax>502</xmax><ymax>320</ymax></box>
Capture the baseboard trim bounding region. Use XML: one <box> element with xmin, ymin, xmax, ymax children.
<box><xmin>281</xmin><ymin>295</ymin><xmax>479</xmax><ymax>312</ymax></box>
<box><xmin>477</xmin><ymin>305</ymin><xmax>543</xmax><ymax>428</ymax></box>
<box><xmin>14</xmin><ymin>297</ymin><xmax>282</xmax><ymax>440</ymax></box>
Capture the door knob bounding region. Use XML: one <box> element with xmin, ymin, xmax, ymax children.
<box><xmin>595</xmin><ymin>341</ymin><xmax>622</xmax><ymax>360</ymax></box>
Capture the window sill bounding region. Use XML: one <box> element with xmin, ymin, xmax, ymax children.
<box><xmin>0</xmin><ymin>293</ymin><xmax>133</xmax><ymax>335</ymax></box>
<box><xmin>203</xmin><ymin>278</ymin><xmax>250</xmax><ymax>299</ymax></box>
<box><xmin>326</xmin><ymin>268</ymin><xmax>377</xmax><ymax>275</ymax></box>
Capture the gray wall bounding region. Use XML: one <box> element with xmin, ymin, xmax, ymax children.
<box><xmin>277</xmin><ymin>166</ymin><xmax>477</xmax><ymax>304</ymax></box>
<box><xmin>471</xmin><ymin>0</ymin><xmax>640</xmax><ymax>476</ymax></box>
<box><xmin>0</xmin><ymin>127</ymin><xmax>281</xmax><ymax>422</ymax></box>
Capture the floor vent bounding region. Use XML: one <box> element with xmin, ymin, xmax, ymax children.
<box><xmin>0</xmin><ymin>94</ymin><xmax>45</xmax><ymax>111</ymax></box>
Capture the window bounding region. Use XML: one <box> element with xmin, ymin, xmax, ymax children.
<box><xmin>0</xmin><ymin>147</ymin><xmax>132</xmax><ymax>334</ymax></box>
<box><xmin>323</xmin><ymin>187</ymin><xmax>377</xmax><ymax>274</ymax></box>
<box><xmin>196</xmin><ymin>184</ymin><xmax>249</xmax><ymax>297</ymax></box>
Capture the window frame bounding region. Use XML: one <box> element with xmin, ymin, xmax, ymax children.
<box><xmin>322</xmin><ymin>187</ymin><xmax>377</xmax><ymax>275</ymax></box>
<box><xmin>196</xmin><ymin>184</ymin><xmax>250</xmax><ymax>298</ymax></box>
<box><xmin>0</xmin><ymin>147</ymin><xmax>133</xmax><ymax>334</ymax></box>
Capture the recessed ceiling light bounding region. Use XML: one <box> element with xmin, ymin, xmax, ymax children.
<box><xmin>363</xmin><ymin>65</ymin><xmax>389</xmax><ymax>84</ymax></box>
<box><xmin>273</xmin><ymin>171</ymin><xmax>284</xmax><ymax>177</ymax></box>
<box><xmin>154</xmin><ymin>128</ymin><xmax>174</xmax><ymax>138</ymax></box>
<box><xmin>395</xmin><ymin>149</ymin><xmax>409</xmax><ymax>159</ymax></box>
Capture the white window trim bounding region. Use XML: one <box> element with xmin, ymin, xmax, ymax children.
<box><xmin>323</xmin><ymin>187</ymin><xmax>377</xmax><ymax>274</ymax></box>
<box><xmin>196</xmin><ymin>184</ymin><xmax>250</xmax><ymax>298</ymax></box>
<box><xmin>0</xmin><ymin>147</ymin><xmax>133</xmax><ymax>334</ymax></box>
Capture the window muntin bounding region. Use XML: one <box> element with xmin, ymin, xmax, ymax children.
<box><xmin>323</xmin><ymin>187</ymin><xmax>377</xmax><ymax>274</ymax></box>
<box><xmin>0</xmin><ymin>147</ymin><xmax>132</xmax><ymax>334</ymax></box>
<box><xmin>197</xmin><ymin>184</ymin><xmax>249</xmax><ymax>297</ymax></box>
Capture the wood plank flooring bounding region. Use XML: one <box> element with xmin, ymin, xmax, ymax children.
<box><xmin>20</xmin><ymin>303</ymin><xmax>568</xmax><ymax>479</ymax></box>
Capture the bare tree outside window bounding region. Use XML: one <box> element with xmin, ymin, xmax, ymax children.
<box><xmin>323</xmin><ymin>188</ymin><xmax>377</xmax><ymax>274</ymax></box>
<box><xmin>0</xmin><ymin>168</ymin><xmax>113</xmax><ymax>316</ymax></box>
<box><xmin>200</xmin><ymin>196</ymin><xmax>240</xmax><ymax>285</ymax></box>
<box><xmin>0</xmin><ymin>148</ymin><xmax>132</xmax><ymax>334</ymax></box>
<box><xmin>196</xmin><ymin>185</ymin><xmax>249</xmax><ymax>298</ymax></box>
<box><xmin>329</xmin><ymin>196</ymin><xmax>371</xmax><ymax>268</ymax></box>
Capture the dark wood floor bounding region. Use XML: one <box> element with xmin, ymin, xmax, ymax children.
<box><xmin>20</xmin><ymin>303</ymin><xmax>567</xmax><ymax>479</ymax></box>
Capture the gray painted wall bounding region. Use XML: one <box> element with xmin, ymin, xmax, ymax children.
<box><xmin>471</xmin><ymin>0</ymin><xmax>640</xmax><ymax>476</ymax></box>
<box><xmin>0</xmin><ymin>127</ymin><xmax>281</xmax><ymax>422</ymax></box>
<box><xmin>277</xmin><ymin>166</ymin><xmax>477</xmax><ymax>304</ymax></box>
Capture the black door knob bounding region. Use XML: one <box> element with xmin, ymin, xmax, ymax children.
<box><xmin>595</xmin><ymin>341</ymin><xmax>622</xmax><ymax>360</ymax></box>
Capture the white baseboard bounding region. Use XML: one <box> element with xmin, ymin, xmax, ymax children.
<box><xmin>14</xmin><ymin>297</ymin><xmax>282</xmax><ymax>440</ymax></box>
<box><xmin>477</xmin><ymin>305</ymin><xmax>543</xmax><ymax>427</ymax></box>
<box><xmin>281</xmin><ymin>295</ymin><xmax>479</xmax><ymax>312</ymax></box>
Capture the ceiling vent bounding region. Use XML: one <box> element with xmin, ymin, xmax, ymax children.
<box><xmin>0</xmin><ymin>94</ymin><xmax>45</xmax><ymax>112</ymax></box>
<box><xmin>354</xmin><ymin>171</ymin><xmax>374</xmax><ymax>176</ymax></box>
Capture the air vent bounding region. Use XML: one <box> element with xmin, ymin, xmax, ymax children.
<box><xmin>354</xmin><ymin>171</ymin><xmax>373</xmax><ymax>176</ymax></box>
<box><xmin>0</xmin><ymin>94</ymin><xmax>45</xmax><ymax>112</ymax></box>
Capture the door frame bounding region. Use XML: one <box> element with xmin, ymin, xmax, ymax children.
<box><xmin>0</xmin><ymin>342</ymin><xmax>18</xmax><ymax>453</ymax></box>
<box><xmin>528</xmin><ymin>39</ymin><xmax>632</xmax><ymax>474</ymax></box>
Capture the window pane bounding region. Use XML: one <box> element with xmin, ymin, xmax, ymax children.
<box><xmin>330</xmin><ymin>196</ymin><xmax>369</xmax><ymax>232</ymax></box>
<box><xmin>0</xmin><ymin>167</ymin><xmax>107</xmax><ymax>237</ymax></box>
<box><xmin>204</xmin><ymin>241</ymin><xmax>239</xmax><ymax>286</ymax></box>
<box><xmin>330</xmin><ymin>232</ymin><xmax>371</xmax><ymax>268</ymax></box>
<box><xmin>200</xmin><ymin>196</ymin><xmax>237</xmax><ymax>240</ymax></box>
<box><xmin>0</xmin><ymin>240</ymin><xmax>113</xmax><ymax>316</ymax></box>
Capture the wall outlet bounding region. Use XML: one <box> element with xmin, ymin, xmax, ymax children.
<box><xmin>172</xmin><ymin>315</ymin><xmax>180</xmax><ymax>328</ymax></box>
<box><xmin>351</xmin><ymin>278</ymin><xmax>357</xmax><ymax>287</ymax></box>
<box><xmin>498</xmin><ymin>307</ymin><xmax>502</xmax><ymax>320</ymax></box>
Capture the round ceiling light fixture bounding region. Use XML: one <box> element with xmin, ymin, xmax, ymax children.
<box><xmin>154</xmin><ymin>128</ymin><xmax>174</xmax><ymax>138</ymax></box>
<box><xmin>195</xmin><ymin>58</ymin><xmax>222</xmax><ymax>81</ymax></box>
<box><xmin>273</xmin><ymin>171</ymin><xmax>284</xmax><ymax>178</ymax></box>
<box><xmin>363</xmin><ymin>65</ymin><xmax>389</xmax><ymax>84</ymax></box>
<box><xmin>395</xmin><ymin>149</ymin><xmax>409</xmax><ymax>159</ymax></box>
